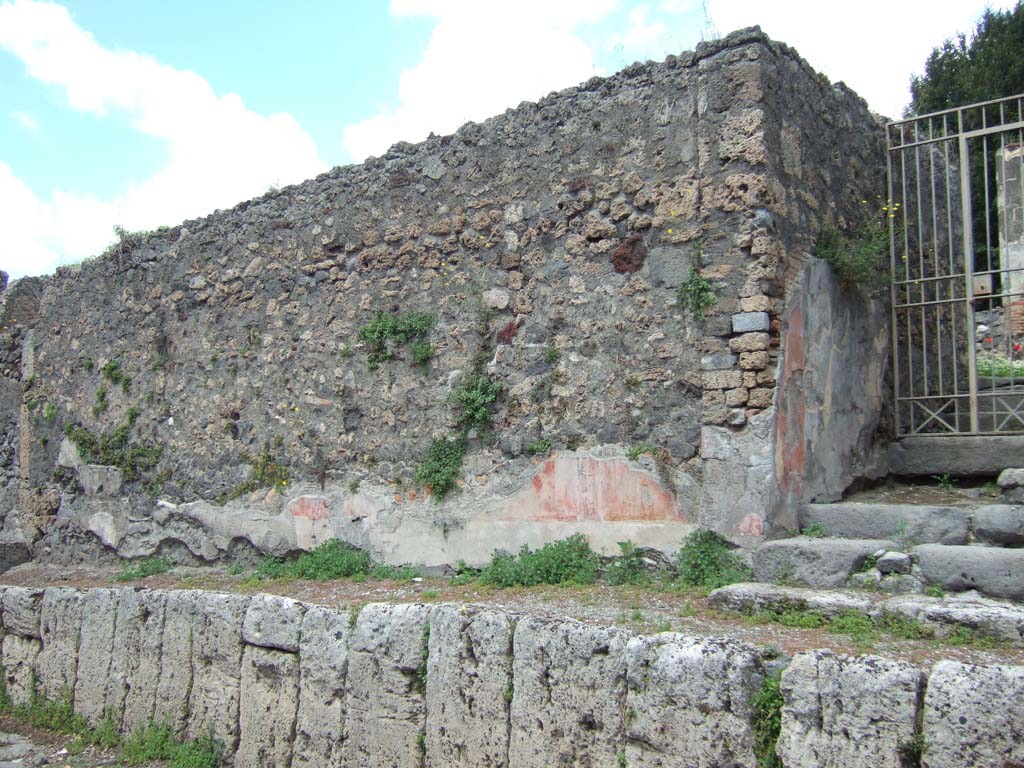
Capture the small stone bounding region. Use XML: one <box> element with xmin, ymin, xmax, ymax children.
<box><xmin>189</xmin><ymin>275</ymin><xmax>208</xmax><ymax>290</ymax></box>
<box><xmin>700</xmin><ymin>352</ymin><xmax>738</xmax><ymax>370</ymax></box>
<box><xmin>740</xmin><ymin>295</ymin><xmax>772</xmax><ymax>312</ymax></box>
<box><xmin>877</xmin><ymin>551</ymin><xmax>912</xmax><ymax>575</ymax></box>
<box><xmin>997</xmin><ymin>468</ymin><xmax>1024</xmax><ymax>489</ymax></box>
<box><xmin>703</xmin><ymin>370</ymin><xmax>744</xmax><ymax>390</ymax></box>
<box><xmin>726</xmin><ymin>408</ymin><xmax>747</xmax><ymax>426</ymax></box>
<box><xmin>739</xmin><ymin>351</ymin><xmax>770</xmax><ymax>370</ymax></box>
<box><xmin>731</xmin><ymin>312</ymin><xmax>770</xmax><ymax>333</ymax></box>
<box><xmin>729</xmin><ymin>332</ymin><xmax>770</xmax><ymax>353</ymax></box>
<box><xmin>482</xmin><ymin>288</ymin><xmax>510</xmax><ymax>310</ymax></box>
<box><xmin>724</xmin><ymin>387</ymin><xmax>748</xmax><ymax>407</ymax></box>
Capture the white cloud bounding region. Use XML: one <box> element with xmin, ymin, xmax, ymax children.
<box><xmin>617</xmin><ymin>5</ymin><xmax>668</xmax><ymax>49</ymax></box>
<box><xmin>706</xmin><ymin>0</ymin><xmax>1016</xmax><ymax>119</ymax></box>
<box><xmin>0</xmin><ymin>0</ymin><xmax>326</xmax><ymax>278</ymax></box>
<box><xmin>11</xmin><ymin>110</ymin><xmax>38</xmax><ymax>130</ymax></box>
<box><xmin>343</xmin><ymin>0</ymin><xmax>619</xmax><ymax>162</ymax></box>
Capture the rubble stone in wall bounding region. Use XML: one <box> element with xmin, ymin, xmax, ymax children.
<box><xmin>623</xmin><ymin>634</ymin><xmax>762</xmax><ymax>767</ymax></box>
<box><xmin>242</xmin><ymin>593</ymin><xmax>305</xmax><ymax>652</ymax></box>
<box><xmin>509</xmin><ymin>617</ymin><xmax>630</xmax><ymax>768</ymax></box>
<box><xmin>342</xmin><ymin>603</ymin><xmax>430</xmax><ymax>768</ymax></box>
<box><xmin>922</xmin><ymin>660</ymin><xmax>1024</xmax><ymax>768</ymax></box>
<box><xmin>186</xmin><ymin>592</ymin><xmax>251</xmax><ymax>751</ymax></box>
<box><xmin>293</xmin><ymin>604</ymin><xmax>352</xmax><ymax>768</ymax></box>
<box><xmin>153</xmin><ymin>590</ymin><xmax>199</xmax><ymax>736</ymax></box>
<box><xmin>74</xmin><ymin>588</ymin><xmax>118</xmax><ymax>724</ymax></box>
<box><xmin>425</xmin><ymin>605</ymin><xmax>515</xmax><ymax>768</ymax></box>
<box><xmin>36</xmin><ymin>588</ymin><xmax>83</xmax><ymax>702</ymax></box>
<box><xmin>2</xmin><ymin>586</ymin><xmax>43</xmax><ymax>638</ymax></box>
<box><xmin>120</xmin><ymin>589</ymin><xmax>168</xmax><ymax>734</ymax></box>
<box><xmin>237</xmin><ymin>645</ymin><xmax>300</xmax><ymax>768</ymax></box>
<box><xmin>777</xmin><ymin>650</ymin><xmax>922</xmax><ymax>768</ymax></box>
<box><xmin>1</xmin><ymin>634</ymin><xmax>39</xmax><ymax>706</ymax></box>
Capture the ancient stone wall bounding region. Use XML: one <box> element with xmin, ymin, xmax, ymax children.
<box><xmin>0</xmin><ymin>27</ymin><xmax>886</xmax><ymax>565</ymax></box>
<box><xmin>1</xmin><ymin>585</ymin><xmax>1021</xmax><ymax>767</ymax></box>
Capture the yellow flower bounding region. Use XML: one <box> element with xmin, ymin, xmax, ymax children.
<box><xmin>667</xmin><ymin>228</ymin><xmax>673</xmax><ymax>234</ymax></box>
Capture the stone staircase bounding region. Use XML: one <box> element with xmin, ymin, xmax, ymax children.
<box><xmin>753</xmin><ymin>497</ymin><xmax>1024</xmax><ymax>601</ymax></box>
<box><xmin>752</xmin><ymin>463</ymin><xmax>1024</xmax><ymax>603</ymax></box>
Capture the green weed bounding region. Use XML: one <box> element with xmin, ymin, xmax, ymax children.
<box><xmin>526</xmin><ymin>438</ymin><xmax>552</xmax><ymax>455</ymax></box>
<box><xmin>453</xmin><ymin>372</ymin><xmax>501</xmax><ymax>433</ymax></box>
<box><xmin>116</xmin><ymin>557</ymin><xmax>172</xmax><ymax>582</ymax></box>
<box><xmin>65</xmin><ymin>417</ymin><xmax>162</xmax><ymax>483</ymax></box>
<box><xmin>677</xmin><ymin>265</ymin><xmax>716</xmax><ymax>320</ymax></box>
<box><xmin>480</xmin><ymin>534</ymin><xmax>600</xmax><ymax>587</ymax></box>
<box><xmin>752</xmin><ymin>671</ymin><xmax>783</xmax><ymax>768</ymax></box>
<box><xmin>415</xmin><ymin>436</ymin><xmax>466</xmax><ymax>499</ymax></box>
<box><xmin>674</xmin><ymin>530</ymin><xmax>752</xmax><ymax>589</ymax></box>
<box><xmin>815</xmin><ymin>212</ymin><xmax>888</xmax><ymax>291</ymax></box>
<box><xmin>358</xmin><ymin>309</ymin><xmax>435</xmax><ymax>369</ymax></box>
<box><xmin>800</xmin><ymin>522</ymin><xmax>828</xmax><ymax>538</ymax></box>
<box><xmin>607</xmin><ymin>540</ymin><xmax>651</xmax><ymax>586</ymax></box>
<box><xmin>369</xmin><ymin>563</ymin><xmax>419</xmax><ymax>581</ymax></box>
<box><xmin>120</xmin><ymin>722</ymin><xmax>177</xmax><ymax>763</ymax></box>
<box><xmin>976</xmin><ymin>352</ymin><xmax>1024</xmax><ymax>378</ymax></box>
<box><xmin>257</xmin><ymin>540</ymin><xmax>370</xmax><ymax>581</ymax></box>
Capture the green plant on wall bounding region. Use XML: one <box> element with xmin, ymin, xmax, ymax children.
<box><xmin>815</xmin><ymin>198</ymin><xmax>895</xmax><ymax>291</ymax></box>
<box><xmin>677</xmin><ymin>246</ymin><xmax>716</xmax><ymax>319</ymax></box>
<box><xmin>357</xmin><ymin>309</ymin><xmax>436</xmax><ymax>370</ymax></box>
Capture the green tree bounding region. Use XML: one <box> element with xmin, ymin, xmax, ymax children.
<box><xmin>909</xmin><ymin>4</ymin><xmax>1024</xmax><ymax>115</ymax></box>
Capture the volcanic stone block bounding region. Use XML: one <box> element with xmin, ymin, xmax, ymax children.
<box><xmin>2</xmin><ymin>587</ymin><xmax>43</xmax><ymax>638</ymax></box>
<box><xmin>243</xmin><ymin>593</ymin><xmax>305</xmax><ymax>652</ymax></box>
<box><xmin>1</xmin><ymin>635</ymin><xmax>39</xmax><ymax>706</ymax></box>
<box><xmin>753</xmin><ymin>538</ymin><xmax>898</xmax><ymax>588</ymax></box>
<box><xmin>120</xmin><ymin>589</ymin><xmax>168</xmax><ymax>733</ymax></box>
<box><xmin>342</xmin><ymin>603</ymin><xmax>430</xmax><ymax>768</ymax></box>
<box><xmin>912</xmin><ymin>544</ymin><xmax>1024</xmax><ymax>601</ymax></box>
<box><xmin>153</xmin><ymin>590</ymin><xmax>199</xmax><ymax>736</ymax></box>
<box><xmin>36</xmin><ymin>588</ymin><xmax>84</xmax><ymax>702</ymax></box>
<box><xmin>74</xmin><ymin>588</ymin><xmax>118</xmax><ymax>724</ymax></box>
<box><xmin>923</xmin><ymin>660</ymin><xmax>1024</xmax><ymax>767</ymax></box>
<box><xmin>293</xmin><ymin>605</ymin><xmax>352</xmax><ymax>768</ymax></box>
<box><xmin>509</xmin><ymin>618</ymin><xmax>630</xmax><ymax>768</ymax></box>
<box><xmin>425</xmin><ymin>606</ymin><xmax>515</xmax><ymax>768</ymax></box>
<box><xmin>623</xmin><ymin>634</ymin><xmax>762</xmax><ymax>766</ymax></box>
<box><xmin>186</xmin><ymin>592</ymin><xmax>251</xmax><ymax>751</ymax></box>
<box><xmin>237</xmin><ymin>645</ymin><xmax>300</xmax><ymax>768</ymax></box>
<box><xmin>778</xmin><ymin>650</ymin><xmax>922</xmax><ymax>768</ymax></box>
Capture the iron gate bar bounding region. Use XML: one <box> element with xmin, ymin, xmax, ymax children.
<box><xmin>887</xmin><ymin>93</ymin><xmax>1024</xmax><ymax>436</ymax></box>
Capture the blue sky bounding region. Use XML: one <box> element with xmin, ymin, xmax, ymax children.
<box><xmin>0</xmin><ymin>0</ymin><xmax>1012</xmax><ymax>278</ymax></box>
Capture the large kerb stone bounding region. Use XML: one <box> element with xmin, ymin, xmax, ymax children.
<box><xmin>778</xmin><ymin>650</ymin><xmax>922</xmax><ymax>768</ymax></box>
<box><xmin>509</xmin><ymin>618</ymin><xmax>630</xmax><ymax>768</ymax></box>
<box><xmin>922</xmin><ymin>661</ymin><xmax>1024</xmax><ymax>767</ymax></box>
<box><xmin>624</xmin><ymin>634</ymin><xmax>761</xmax><ymax>766</ymax></box>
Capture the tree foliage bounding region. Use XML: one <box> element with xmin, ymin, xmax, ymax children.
<box><xmin>909</xmin><ymin>4</ymin><xmax>1024</xmax><ymax>115</ymax></box>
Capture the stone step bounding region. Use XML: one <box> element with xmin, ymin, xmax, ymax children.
<box><xmin>800</xmin><ymin>503</ymin><xmax>969</xmax><ymax>545</ymax></box>
<box><xmin>709</xmin><ymin>582</ymin><xmax>1024</xmax><ymax>646</ymax></box>
<box><xmin>912</xmin><ymin>544</ymin><xmax>1024</xmax><ymax>602</ymax></box>
<box><xmin>888</xmin><ymin>435</ymin><xmax>1024</xmax><ymax>477</ymax></box>
<box><xmin>752</xmin><ymin>538</ymin><xmax>898</xmax><ymax>589</ymax></box>
<box><xmin>801</xmin><ymin>502</ymin><xmax>1024</xmax><ymax>547</ymax></box>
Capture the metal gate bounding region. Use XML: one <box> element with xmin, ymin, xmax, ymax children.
<box><xmin>888</xmin><ymin>95</ymin><xmax>1024</xmax><ymax>435</ymax></box>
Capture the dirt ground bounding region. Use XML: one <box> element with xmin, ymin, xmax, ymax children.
<box><xmin>4</xmin><ymin>561</ymin><xmax>1023</xmax><ymax>671</ymax></box>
